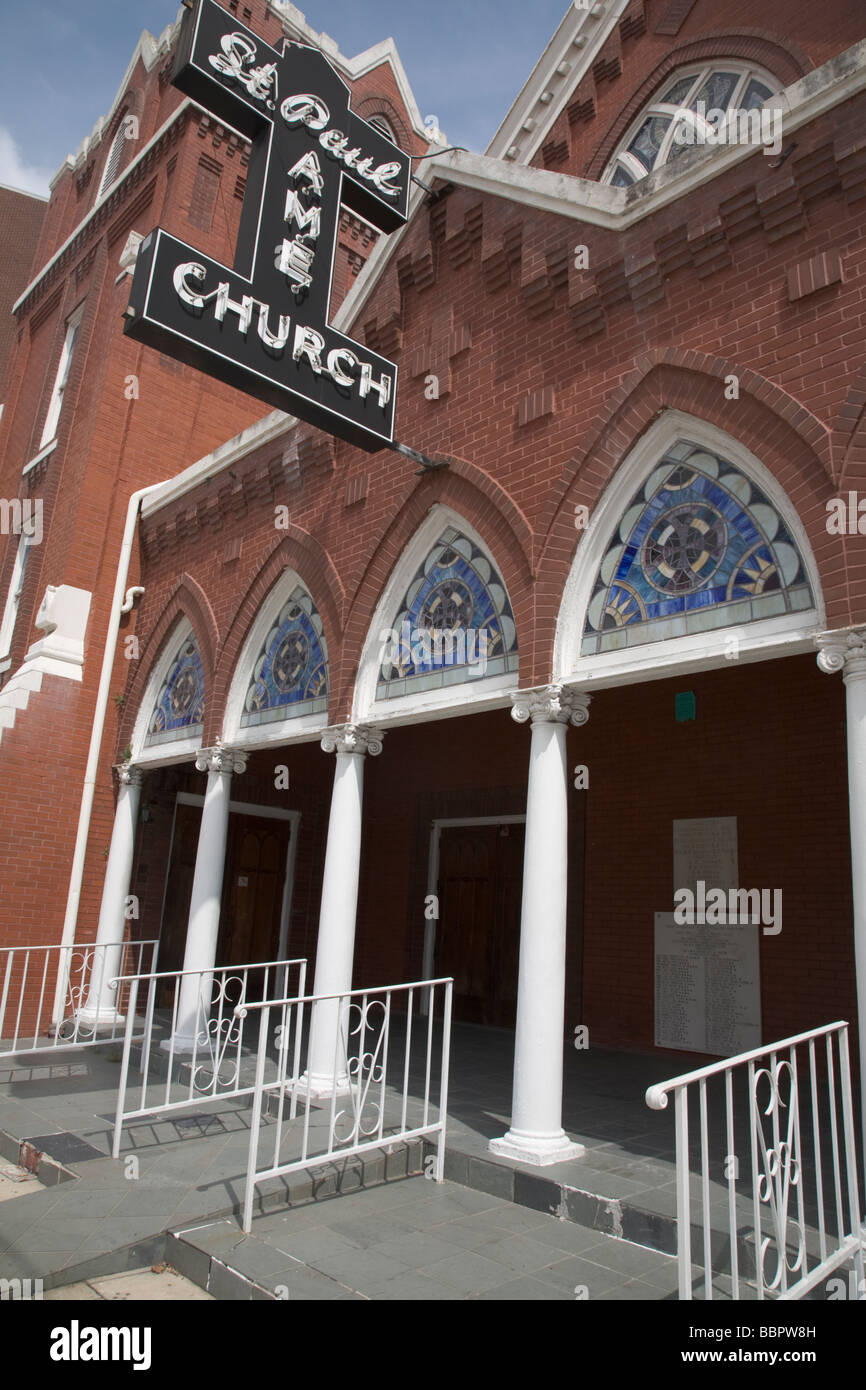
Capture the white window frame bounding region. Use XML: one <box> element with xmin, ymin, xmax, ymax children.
<box><xmin>39</xmin><ymin>303</ymin><xmax>84</xmax><ymax>450</ymax></box>
<box><xmin>601</xmin><ymin>63</ymin><xmax>781</xmax><ymax>187</ymax></box>
<box><xmin>96</xmin><ymin>123</ymin><xmax>127</xmax><ymax>202</ymax></box>
<box><xmin>0</xmin><ymin>518</ymin><xmax>38</xmax><ymax>663</ymax></box>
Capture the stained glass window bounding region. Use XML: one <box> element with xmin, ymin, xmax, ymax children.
<box><xmin>377</xmin><ymin>527</ymin><xmax>519</xmax><ymax>699</ymax></box>
<box><xmin>145</xmin><ymin>634</ymin><xmax>204</xmax><ymax>745</ymax></box>
<box><xmin>602</xmin><ymin>63</ymin><xmax>780</xmax><ymax>187</ymax></box>
<box><xmin>242</xmin><ymin>585</ymin><xmax>328</xmax><ymax>726</ymax></box>
<box><xmin>581</xmin><ymin>441</ymin><xmax>814</xmax><ymax>657</ymax></box>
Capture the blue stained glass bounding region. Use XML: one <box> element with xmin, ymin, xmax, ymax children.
<box><xmin>378</xmin><ymin>527</ymin><xmax>519</xmax><ymax>699</ymax></box>
<box><xmin>146</xmin><ymin>635</ymin><xmax>204</xmax><ymax>744</ymax></box>
<box><xmin>242</xmin><ymin>585</ymin><xmax>328</xmax><ymax>725</ymax></box>
<box><xmin>583</xmin><ymin>442</ymin><xmax>812</xmax><ymax>653</ymax></box>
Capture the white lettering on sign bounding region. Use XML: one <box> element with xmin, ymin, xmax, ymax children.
<box><xmin>209</xmin><ymin>32</ymin><xmax>278</xmax><ymax>105</ymax></box>
<box><xmin>171</xmin><ymin>261</ymin><xmax>392</xmax><ymax>405</ymax></box>
<box><xmin>280</xmin><ymin>93</ymin><xmax>404</xmax><ymax>197</ymax></box>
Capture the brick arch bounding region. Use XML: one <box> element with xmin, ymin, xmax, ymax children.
<box><xmin>583</xmin><ymin>31</ymin><xmax>811</xmax><ymax>182</ymax></box>
<box><xmin>837</xmin><ymin>361</ymin><xmax>866</xmax><ymax>490</ymax></box>
<box><xmin>334</xmin><ymin>464</ymin><xmax>534</xmax><ymax>718</ymax></box>
<box><xmin>208</xmin><ymin>527</ymin><xmax>345</xmax><ymax>740</ymax></box>
<box><xmin>353</xmin><ymin>94</ymin><xmax>413</xmax><ymax>154</ymax></box>
<box><xmin>118</xmin><ymin>571</ymin><xmax>218</xmax><ymax>753</ymax></box>
<box><xmin>532</xmin><ymin>348</ymin><xmax>836</xmax><ymax>681</ymax></box>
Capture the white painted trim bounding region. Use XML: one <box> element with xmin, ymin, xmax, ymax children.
<box><xmin>351</xmin><ymin>502</ymin><xmax>521</xmax><ymax>726</ymax></box>
<box><xmin>553</xmin><ymin>411</ymin><xmax>827</xmax><ymax>688</ymax></box>
<box><xmin>177</xmin><ymin>791</ymin><xmax>298</xmax><ymax>821</ymax></box>
<box><xmin>14</xmin><ymin>98</ymin><xmax>198</xmax><ymax>315</ymax></box>
<box><xmin>221</xmin><ymin>566</ymin><xmax>330</xmax><ymax>744</ymax></box>
<box><xmin>170</xmin><ymin>791</ymin><xmax>301</xmax><ymax>965</ymax></box>
<box><xmin>130</xmin><ymin>617</ymin><xmax>202</xmax><ymax>764</ymax></box>
<box><xmin>22</xmin><ymin>440</ymin><xmax>58</xmax><ymax>477</ymax></box>
<box><xmin>486</xmin><ymin>0</ymin><xmax>628</xmax><ymax>163</ymax></box>
<box><xmin>423</xmin><ymin>814</ymin><xmax>526</xmax><ymax>1006</ymax></box>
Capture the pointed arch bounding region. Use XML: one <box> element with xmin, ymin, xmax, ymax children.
<box><xmin>120</xmin><ymin>572</ymin><xmax>217</xmax><ymax>763</ymax></box>
<box><xmin>221</xmin><ymin>568</ymin><xmax>330</xmax><ymax>745</ymax></box>
<box><xmin>352</xmin><ymin>503</ymin><xmax>522</xmax><ymax>724</ymax></box>
<box><xmin>554</xmin><ymin>413</ymin><xmax>824</xmax><ymax>683</ymax></box>
<box><xmin>211</xmin><ymin>528</ymin><xmax>343</xmax><ymax>741</ymax></box>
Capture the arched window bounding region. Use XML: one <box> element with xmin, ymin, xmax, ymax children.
<box><xmin>602</xmin><ymin>63</ymin><xmax>779</xmax><ymax>187</ymax></box>
<box><xmin>241</xmin><ymin>584</ymin><xmax>328</xmax><ymax>727</ymax></box>
<box><xmin>377</xmin><ymin>526</ymin><xmax>518</xmax><ymax>700</ymax></box>
<box><xmin>581</xmin><ymin>439</ymin><xmax>813</xmax><ymax>657</ymax></box>
<box><xmin>367</xmin><ymin>114</ymin><xmax>398</xmax><ymax>146</ymax></box>
<box><xmin>145</xmin><ymin>631</ymin><xmax>205</xmax><ymax>746</ymax></box>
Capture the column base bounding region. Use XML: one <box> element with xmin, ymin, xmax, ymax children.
<box><xmin>489</xmin><ymin>1128</ymin><xmax>585</xmax><ymax>1166</ymax></box>
<box><xmin>74</xmin><ymin>1007</ymin><xmax>126</xmax><ymax>1032</ymax></box>
<box><xmin>159</xmin><ymin>1034</ymin><xmax>200</xmax><ymax>1056</ymax></box>
<box><xmin>295</xmin><ymin>1070</ymin><xmax>354</xmax><ymax>1101</ymax></box>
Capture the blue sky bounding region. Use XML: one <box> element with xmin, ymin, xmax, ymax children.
<box><xmin>0</xmin><ymin>0</ymin><xmax>571</xmax><ymax>196</ymax></box>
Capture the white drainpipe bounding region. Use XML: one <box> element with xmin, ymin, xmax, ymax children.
<box><xmin>52</xmin><ymin>479</ymin><xmax>170</xmax><ymax>1023</ymax></box>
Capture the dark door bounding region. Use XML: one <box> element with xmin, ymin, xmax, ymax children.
<box><xmin>434</xmin><ymin>823</ymin><xmax>524</xmax><ymax>1026</ymax></box>
<box><xmin>217</xmin><ymin>813</ymin><xmax>291</xmax><ymax>970</ymax></box>
<box><xmin>158</xmin><ymin>803</ymin><xmax>290</xmax><ymax>1006</ymax></box>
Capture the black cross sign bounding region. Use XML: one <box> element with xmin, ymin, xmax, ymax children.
<box><xmin>124</xmin><ymin>0</ymin><xmax>412</xmax><ymax>452</ymax></box>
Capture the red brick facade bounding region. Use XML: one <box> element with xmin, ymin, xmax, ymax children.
<box><xmin>1</xmin><ymin>0</ymin><xmax>865</xmax><ymax>1064</ymax></box>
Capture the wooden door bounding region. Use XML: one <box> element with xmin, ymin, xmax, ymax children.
<box><xmin>217</xmin><ymin>814</ymin><xmax>291</xmax><ymax>972</ymax></box>
<box><xmin>434</xmin><ymin>823</ymin><xmax>524</xmax><ymax>1026</ymax></box>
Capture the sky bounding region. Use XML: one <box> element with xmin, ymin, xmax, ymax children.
<box><xmin>0</xmin><ymin>0</ymin><xmax>572</xmax><ymax>196</ymax></box>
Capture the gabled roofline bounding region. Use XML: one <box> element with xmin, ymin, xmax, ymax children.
<box><xmin>485</xmin><ymin>0</ymin><xmax>629</xmax><ymax>164</ymax></box>
<box><xmin>267</xmin><ymin>1</ymin><xmax>446</xmax><ymax>144</ymax></box>
<box><xmin>49</xmin><ymin>10</ymin><xmax>184</xmax><ymax>191</ymax></box>
<box><xmin>139</xmin><ymin>33</ymin><xmax>866</xmax><ymax>519</ymax></box>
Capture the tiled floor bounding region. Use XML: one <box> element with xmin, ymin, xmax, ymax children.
<box><xmin>174</xmin><ymin>1177</ymin><xmax>681</xmax><ymax>1301</ymax></box>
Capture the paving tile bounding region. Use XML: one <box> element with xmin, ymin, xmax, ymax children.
<box><xmin>304</xmin><ymin>1245</ymin><xmax>414</xmax><ymax>1289</ymax></box>
<box><xmin>357</xmin><ymin>1270</ymin><xmax>462</xmax><ymax>1300</ymax></box>
<box><xmin>473</xmin><ymin>1275</ymin><xmax>574</xmax><ymax>1301</ymax></box>
<box><xmin>578</xmin><ymin>1234</ymin><xmax>671</xmax><ymax>1278</ymax></box>
<box><xmin>478</xmin><ymin>1232</ymin><xmax>574</xmax><ymax>1275</ymax></box>
<box><xmin>533</xmin><ymin>1254</ymin><xmax>626</xmax><ymax>1299</ymax></box>
<box><xmin>327</xmin><ymin>1210</ymin><xmax>419</xmax><ymax>1248</ymax></box>
<box><xmin>419</xmin><ymin>1249</ymin><xmax>516</xmax><ymax>1294</ymax></box>
<box><xmin>266</xmin><ymin>1226</ymin><xmax>359</xmax><ymax>1265</ymax></box>
<box><xmin>43</xmin><ymin>1281</ymin><xmax>102</xmax><ymax>1300</ymax></box>
<box><xmin>368</xmin><ymin>1230</ymin><xmax>461</xmax><ymax>1268</ymax></box>
<box><xmin>89</xmin><ymin>1269</ymin><xmax>212</xmax><ymax>1300</ymax></box>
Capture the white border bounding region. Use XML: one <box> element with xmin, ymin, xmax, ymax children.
<box><xmin>553</xmin><ymin>411</ymin><xmax>826</xmax><ymax>689</ymax></box>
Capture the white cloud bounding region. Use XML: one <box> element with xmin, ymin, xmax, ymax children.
<box><xmin>0</xmin><ymin>127</ymin><xmax>53</xmax><ymax>198</ymax></box>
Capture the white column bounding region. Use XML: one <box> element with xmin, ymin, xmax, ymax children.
<box><xmin>817</xmin><ymin>628</ymin><xmax>866</xmax><ymax>1154</ymax></box>
<box><xmin>306</xmin><ymin>724</ymin><xmax>383</xmax><ymax>1093</ymax></box>
<box><xmin>490</xmin><ymin>685</ymin><xmax>590</xmax><ymax>1166</ymax></box>
<box><xmin>78</xmin><ymin>764</ymin><xmax>143</xmax><ymax>1026</ymax></box>
<box><xmin>168</xmin><ymin>745</ymin><xmax>247</xmax><ymax>1053</ymax></box>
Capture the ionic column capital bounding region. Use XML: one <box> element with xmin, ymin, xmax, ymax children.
<box><xmin>815</xmin><ymin>628</ymin><xmax>866</xmax><ymax>680</ymax></box>
<box><xmin>114</xmin><ymin>762</ymin><xmax>143</xmax><ymax>789</ymax></box>
<box><xmin>321</xmin><ymin>724</ymin><xmax>384</xmax><ymax>757</ymax></box>
<box><xmin>195</xmin><ymin>744</ymin><xmax>249</xmax><ymax>776</ymax></box>
<box><xmin>511</xmin><ymin>685</ymin><xmax>591</xmax><ymax>728</ymax></box>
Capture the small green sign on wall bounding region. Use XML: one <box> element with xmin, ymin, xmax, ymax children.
<box><xmin>675</xmin><ymin>690</ymin><xmax>696</xmax><ymax>723</ymax></box>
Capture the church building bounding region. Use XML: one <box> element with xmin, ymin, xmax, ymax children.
<box><xmin>2</xmin><ymin>0</ymin><xmax>866</xmax><ymax>1167</ymax></box>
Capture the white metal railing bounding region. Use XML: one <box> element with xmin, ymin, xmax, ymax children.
<box><xmin>111</xmin><ymin>956</ymin><xmax>306</xmax><ymax>1158</ymax></box>
<box><xmin>646</xmin><ymin>1021</ymin><xmax>866</xmax><ymax>1300</ymax></box>
<box><xmin>0</xmin><ymin>938</ymin><xmax>159</xmax><ymax>1058</ymax></box>
<box><xmin>237</xmin><ymin>976</ymin><xmax>453</xmax><ymax>1232</ymax></box>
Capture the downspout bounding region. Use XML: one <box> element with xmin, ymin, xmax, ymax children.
<box><xmin>52</xmin><ymin>479</ymin><xmax>169</xmax><ymax>1023</ymax></box>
